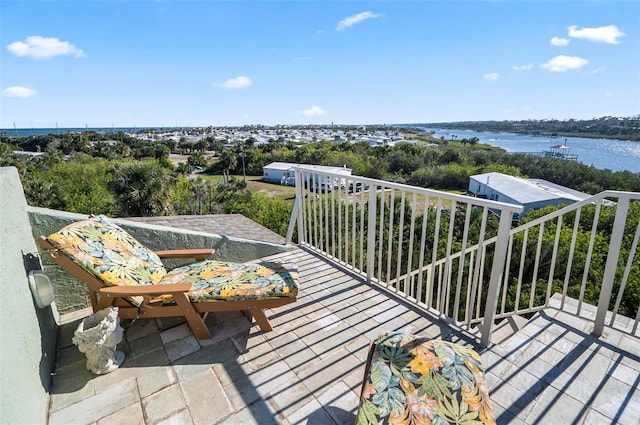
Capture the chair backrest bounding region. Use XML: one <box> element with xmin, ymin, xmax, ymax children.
<box><xmin>44</xmin><ymin>215</ymin><xmax>168</xmax><ymax>290</ymax></box>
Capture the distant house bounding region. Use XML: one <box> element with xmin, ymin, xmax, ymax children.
<box><xmin>468</xmin><ymin>172</ymin><xmax>591</xmax><ymax>219</ymax></box>
<box><xmin>263</xmin><ymin>162</ymin><xmax>352</xmax><ymax>187</ymax></box>
<box><xmin>13</xmin><ymin>151</ymin><xmax>45</xmax><ymax>158</ymax></box>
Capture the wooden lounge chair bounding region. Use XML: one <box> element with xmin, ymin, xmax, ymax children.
<box><xmin>37</xmin><ymin>215</ymin><xmax>298</xmax><ymax>339</ymax></box>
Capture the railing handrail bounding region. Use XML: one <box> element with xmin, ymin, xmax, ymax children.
<box><xmin>506</xmin><ymin>190</ymin><xmax>640</xmax><ymax>233</ymax></box>
<box><xmin>290</xmin><ymin>165</ymin><xmax>525</xmax><ymax>213</ymax></box>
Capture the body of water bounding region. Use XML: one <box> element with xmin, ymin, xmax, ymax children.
<box><xmin>423</xmin><ymin>128</ymin><xmax>640</xmax><ymax>173</ymax></box>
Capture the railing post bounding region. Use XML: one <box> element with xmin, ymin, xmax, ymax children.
<box><xmin>285</xmin><ymin>196</ymin><xmax>299</xmax><ymax>245</ymax></box>
<box><xmin>480</xmin><ymin>210</ymin><xmax>516</xmax><ymax>346</ymax></box>
<box><xmin>366</xmin><ymin>186</ymin><xmax>377</xmax><ymax>283</ymax></box>
<box><xmin>593</xmin><ymin>196</ymin><xmax>629</xmax><ymax>336</ymax></box>
<box><xmin>289</xmin><ymin>169</ymin><xmax>306</xmax><ymax>245</ymax></box>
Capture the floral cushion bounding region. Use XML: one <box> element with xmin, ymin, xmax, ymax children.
<box><xmin>357</xmin><ymin>332</ymin><xmax>495</xmax><ymax>425</ymax></box>
<box><xmin>157</xmin><ymin>260</ymin><xmax>299</xmax><ymax>303</ymax></box>
<box><xmin>46</xmin><ymin>215</ymin><xmax>168</xmax><ymax>306</ymax></box>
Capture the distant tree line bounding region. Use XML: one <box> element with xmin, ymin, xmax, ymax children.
<box><xmin>419</xmin><ymin>116</ymin><xmax>640</xmax><ymax>141</ymax></box>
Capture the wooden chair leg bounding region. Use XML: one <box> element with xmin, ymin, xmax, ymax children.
<box><xmin>174</xmin><ymin>293</ymin><xmax>212</xmax><ymax>339</ymax></box>
<box><xmin>248</xmin><ymin>307</ymin><xmax>273</xmax><ymax>332</ymax></box>
<box><xmin>95</xmin><ymin>294</ymin><xmax>115</xmax><ymax>311</ymax></box>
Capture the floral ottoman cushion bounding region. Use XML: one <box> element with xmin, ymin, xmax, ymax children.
<box><xmin>357</xmin><ymin>332</ymin><xmax>495</xmax><ymax>425</ymax></box>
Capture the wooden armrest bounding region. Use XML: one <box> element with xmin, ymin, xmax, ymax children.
<box><xmin>154</xmin><ymin>248</ymin><xmax>214</xmax><ymax>260</ymax></box>
<box><xmin>99</xmin><ymin>283</ymin><xmax>193</xmax><ymax>297</ymax></box>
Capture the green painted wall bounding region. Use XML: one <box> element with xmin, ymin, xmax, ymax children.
<box><xmin>29</xmin><ymin>207</ymin><xmax>296</xmax><ymax>313</ymax></box>
<box><xmin>0</xmin><ymin>167</ymin><xmax>58</xmax><ymax>425</ymax></box>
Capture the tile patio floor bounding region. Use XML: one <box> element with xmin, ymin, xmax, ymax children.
<box><xmin>47</xmin><ymin>248</ymin><xmax>640</xmax><ymax>425</ymax></box>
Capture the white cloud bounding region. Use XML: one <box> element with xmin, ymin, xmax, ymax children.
<box><xmin>483</xmin><ymin>73</ymin><xmax>500</xmax><ymax>81</ymax></box>
<box><xmin>513</xmin><ymin>64</ymin><xmax>534</xmax><ymax>71</ymax></box>
<box><xmin>302</xmin><ymin>105</ymin><xmax>327</xmax><ymax>116</ymax></box>
<box><xmin>550</xmin><ymin>37</ymin><xmax>570</xmax><ymax>47</ymax></box>
<box><xmin>2</xmin><ymin>86</ymin><xmax>37</xmax><ymax>98</ymax></box>
<box><xmin>540</xmin><ymin>55</ymin><xmax>588</xmax><ymax>72</ymax></box>
<box><xmin>568</xmin><ymin>25</ymin><xmax>625</xmax><ymax>44</ymax></box>
<box><xmin>217</xmin><ymin>76</ymin><xmax>253</xmax><ymax>89</ymax></box>
<box><xmin>6</xmin><ymin>36</ymin><xmax>85</xmax><ymax>59</ymax></box>
<box><xmin>336</xmin><ymin>11</ymin><xmax>380</xmax><ymax>31</ymax></box>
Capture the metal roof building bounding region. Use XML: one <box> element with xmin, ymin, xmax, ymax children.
<box><xmin>468</xmin><ymin>172</ymin><xmax>591</xmax><ymax>219</ymax></box>
<box><xmin>262</xmin><ymin>162</ymin><xmax>352</xmax><ymax>186</ymax></box>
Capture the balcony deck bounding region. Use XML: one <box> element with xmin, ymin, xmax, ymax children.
<box><xmin>48</xmin><ymin>248</ymin><xmax>640</xmax><ymax>425</ymax></box>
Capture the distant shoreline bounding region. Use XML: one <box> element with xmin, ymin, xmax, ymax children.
<box><xmin>418</xmin><ymin>127</ymin><xmax>636</xmax><ymax>144</ymax></box>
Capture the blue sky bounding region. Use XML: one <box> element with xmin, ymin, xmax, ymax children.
<box><xmin>1</xmin><ymin>0</ymin><xmax>638</xmax><ymax>128</ymax></box>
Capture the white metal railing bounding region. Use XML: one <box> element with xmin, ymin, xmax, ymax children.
<box><xmin>478</xmin><ymin>191</ymin><xmax>640</xmax><ymax>337</ymax></box>
<box><xmin>286</xmin><ymin>168</ymin><xmax>640</xmax><ymax>345</ymax></box>
<box><xmin>286</xmin><ymin>166</ymin><xmax>523</xmax><ymax>345</ymax></box>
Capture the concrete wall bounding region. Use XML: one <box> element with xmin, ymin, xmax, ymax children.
<box><xmin>29</xmin><ymin>207</ymin><xmax>296</xmax><ymax>313</ymax></box>
<box><xmin>0</xmin><ymin>167</ymin><xmax>58</xmax><ymax>425</ymax></box>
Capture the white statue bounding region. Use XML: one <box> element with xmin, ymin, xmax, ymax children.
<box><xmin>72</xmin><ymin>306</ymin><xmax>125</xmax><ymax>375</ymax></box>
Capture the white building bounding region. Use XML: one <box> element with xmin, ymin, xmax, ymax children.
<box><xmin>468</xmin><ymin>172</ymin><xmax>591</xmax><ymax>219</ymax></box>
<box><xmin>263</xmin><ymin>162</ymin><xmax>352</xmax><ymax>187</ymax></box>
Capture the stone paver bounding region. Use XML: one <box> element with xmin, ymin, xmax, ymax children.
<box><xmin>180</xmin><ymin>369</ymin><xmax>233</xmax><ymax>425</ymax></box>
<box><xmin>48</xmin><ymin>248</ymin><xmax>640</xmax><ymax>425</ymax></box>
<box><xmin>142</xmin><ymin>384</ymin><xmax>187</xmax><ymax>424</ymax></box>
<box><xmin>156</xmin><ymin>409</ymin><xmax>194</xmax><ymax>425</ymax></box>
<box><xmin>49</xmin><ymin>360</ymin><xmax>96</xmax><ymax>412</ymax></box>
<box><xmin>49</xmin><ymin>379</ymin><xmax>139</xmax><ymax>425</ymax></box>
<box><xmin>315</xmin><ymin>381</ymin><xmax>359</xmax><ymax>425</ymax></box>
<box><xmin>97</xmin><ymin>402</ymin><xmax>145</xmax><ymax>425</ymax></box>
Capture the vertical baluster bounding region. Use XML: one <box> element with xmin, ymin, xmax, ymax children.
<box><xmin>331</xmin><ymin>178</ymin><xmax>336</xmax><ymax>258</ymax></box>
<box><xmin>305</xmin><ymin>173</ymin><xmax>314</xmax><ymax>245</ymax></box>
<box><xmin>417</xmin><ymin>196</ymin><xmax>430</xmax><ymax>304</ymax></box>
<box><xmin>311</xmin><ymin>174</ymin><xmax>319</xmax><ymax>248</ymax></box>
<box><xmin>294</xmin><ymin>169</ymin><xmax>305</xmax><ymax>245</ymax></box>
<box><xmin>359</xmin><ymin>185</ymin><xmax>366</xmax><ymax>272</ymax></box>
<box><xmin>454</xmin><ymin>203</ymin><xmax>471</xmax><ymax>322</ymax></box>
<box><xmin>515</xmin><ymin>228</ymin><xmax>529</xmax><ymax>313</ymax></box>
<box><xmin>344</xmin><ymin>184</ymin><xmax>350</xmax><ymax>265</ymax></box>
<box><xmin>578</xmin><ymin>200</ymin><xmax>602</xmax><ymax>314</ymax></box>
<box><xmin>545</xmin><ymin>216</ymin><xmax>563</xmax><ymax>304</ymax></box>
<box><xmin>562</xmin><ymin>208</ymin><xmax>581</xmax><ymax>308</ymax></box>
<box><xmin>427</xmin><ymin>198</ymin><xmax>443</xmax><ymax>308</ymax></box>
<box><xmin>386</xmin><ymin>190</ymin><xmax>396</xmax><ymax>288</ymax></box>
<box><xmin>377</xmin><ymin>186</ymin><xmax>386</xmax><ymax>283</ymax></box>
<box><xmin>467</xmin><ymin>207</ymin><xmax>488</xmax><ymax>322</ymax></box>
<box><xmin>442</xmin><ymin>200</ymin><xmax>457</xmax><ymax>316</ymax></box>
<box><xmin>477</xmin><ymin>244</ymin><xmax>487</xmax><ymax>320</ymax></box>
<box><xmin>317</xmin><ymin>175</ymin><xmax>324</xmax><ymax>253</ymax></box>
<box><xmin>406</xmin><ymin>193</ymin><xmax>418</xmax><ymax>298</ymax></box>
<box><xmin>395</xmin><ymin>191</ymin><xmax>406</xmax><ymax>294</ymax></box>
<box><xmin>351</xmin><ymin>184</ymin><xmax>357</xmax><ymax>268</ymax></box>
<box><xmin>338</xmin><ymin>181</ymin><xmax>343</xmax><ymax>262</ymax></box>
<box><xmin>366</xmin><ymin>186</ymin><xmax>378</xmax><ymax>283</ymax></box>
<box><xmin>500</xmin><ymin>235</ymin><xmax>514</xmax><ymax>315</ymax></box>
<box><xmin>529</xmin><ymin>223</ymin><xmax>545</xmax><ymax>310</ymax></box>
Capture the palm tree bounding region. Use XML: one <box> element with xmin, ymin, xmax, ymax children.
<box><xmin>109</xmin><ymin>162</ymin><xmax>175</xmax><ymax>216</ymax></box>
<box><xmin>24</xmin><ymin>177</ymin><xmax>67</xmax><ymax>210</ymax></box>
<box><xmin>218</xmin><ymin>148</ymin><xmax>238</xmax><ymax>184</ymax></box>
